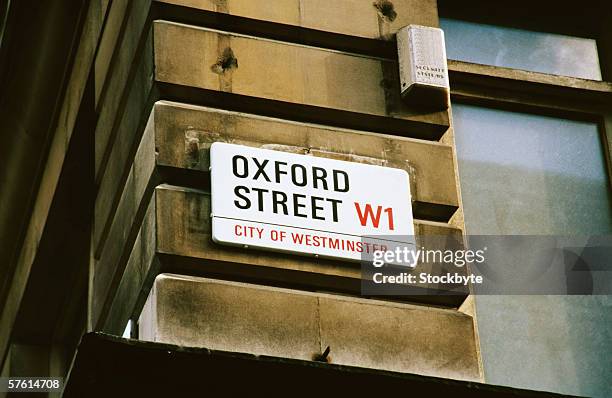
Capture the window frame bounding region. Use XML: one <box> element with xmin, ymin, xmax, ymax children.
<box><xmin>438</xmin><ymin>0</ymin><xmax>612</xmax><ymax>194</ymax></box>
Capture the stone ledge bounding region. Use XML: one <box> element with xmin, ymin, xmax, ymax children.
<box><xmin>139</xmin><ymin>274</ymin><xmax>480</xmax><ymax>380</ymax></box>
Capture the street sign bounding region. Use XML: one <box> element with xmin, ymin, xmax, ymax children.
<box><xmin>210</xmin><ymin>142</ymin><xmax>415</xmax><ymax>261</ymax></box>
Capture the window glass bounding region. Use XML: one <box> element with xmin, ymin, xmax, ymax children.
<box><xmin>453</xmin><ymin>104</ymin><xmax>612</xmax><ymax>398</ymax></box>
<box><xmin>440</xmin><ymin>18</ymin><xmax>602</xmax><ymax>80</ymax></box>
<box><xmin>453</xmin><ymin>104</ymin><xmax>612</xmax><ymax>235</ymax></box>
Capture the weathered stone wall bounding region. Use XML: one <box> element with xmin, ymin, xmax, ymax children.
<box><xmin>88</xmin><ymin>0</ymin><xmax>481</xmax><ymax>381</ymax></box>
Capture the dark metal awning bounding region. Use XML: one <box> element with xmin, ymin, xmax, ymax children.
<box><xmin>63</xmin><ymin>333</ymin><xmax>581</xmax><ymax>397</ymax></box>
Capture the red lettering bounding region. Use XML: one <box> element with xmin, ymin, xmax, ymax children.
<box><xmin>292</xmin><ymin>233</ymin><xmax>304</xmax><ymax>244</ymax></box>
<box><xmin>355</xmin><ymin>203</ymin><xmax>382</xmax><ymax>227</ymax></box>
<box><xmin>384</xmin><ymin>207</ymin><xmax>394</xmax><ymax>230</ymax></box>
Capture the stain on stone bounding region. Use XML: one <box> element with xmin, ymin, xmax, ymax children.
<box><xmin>379</xmin><ymin>78</ymin><xmax>393</xmax><ymax>90</ymax></box>
<box><xmin>213</xmin><ymin>0</ymin><xmax>229</xmax><ymax>13</ymax></box>
<box><xmin>185</xmin><ymin>130</ymin><xmax>201</xmax><ymax>168</ymax></box>
<box><xmin>187</xmin><ymin>190</ymin><xmax>210</xmax><ymax>234</ymax></box>
<box><xmin>260</xmin><ymin>143</ymin><xmax>308</xmax><ymax>155</ymax></box>
<box><xmin>380</xmin><ymin>62</ymin><xmax>401</xmax><ymax>113</ymax></box>
<box><xmin>211</xmin><ymin>47</ymin><xmax>238</xmax><ymax>74</ymax></box>
<box><xmin>373</xmin><ymin>0</ymin><xmax>397</xmax><ymax>22</ymax></box>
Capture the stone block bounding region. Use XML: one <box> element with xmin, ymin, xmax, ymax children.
<box><xmin>139</xmin><ymin>274</ymin><xmax>480</xmax><ymax>379</ymax></box>
<box><xmin>153</xmin><ymin>21</ymin><xmax>449</xmax><ymax>138</ymax></box>
<box><xmin>158</xmin><ymin>0</ymin><xmax>439</xmax><ymax>38</ymax></box>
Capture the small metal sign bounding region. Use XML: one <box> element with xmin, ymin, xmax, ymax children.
<box><xmin>210</xmin><ymin>143</ymin><xmax>415</xmax><ymax>262</ymax></box>
<box><xmin>397</xmin><ymin>25</ymin><xmax>450</xmax><ymax>108</ymax></box>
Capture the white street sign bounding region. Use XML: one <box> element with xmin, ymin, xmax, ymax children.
<box><xmin>210</xmin><ymin>142</ymin><xmax>415</xmax><ymax>262</ymax></box>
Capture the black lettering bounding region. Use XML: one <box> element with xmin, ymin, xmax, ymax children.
<box><xmin>275</xmin><ymin>161</ymin><xmax>288</xmax><ymax>183</ymax></box>
<box><xmin>251</xmin><ymin>188</ymin><xmax>268</xmax><ymax>211</ymax></box>
<box><xmin>311</xmin><ymin>196</ymin><xmax>325</xmax><ymax>220</ymax></box>
<box><xmin>234</xmin><ymin>186</ymin><xmax>251</xmax><ymax>209</ymax></box>
<box><xmin>232</xmin><ymin>155</ymin><xmax>249</xmax><ymax>178</ymax></box>
<box><xmin>293</xmin><ymin>194</ymin><xmax>307</xmax><ymax>218</ymax></box>
<box><xmin>312</xmin><ymin>167</ymin><xmax>328</xmax><ymax>190</ymax></box>
<box><xmin>333</xmin><ymin>170</ymin><xmax>349</xmax><ymax>192</ymax></box>
<box><xmin>326</xmin><ymin>198</ymin><xmax>342</xmax><ymax>222</ymax></box>
<box><xmin>272</xmin><ymin>191</ymin><xmax>288</xmax><ymax>215</ymax></box>
<box><xmin>291</xmin><ymin>164</ymin><xmax>307</xmax><ymax>187</ymax></box>
<box><xmin>252</xmin><ymin>158</ymin><xmax>271</xmax><ymax>181</ymax></box>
